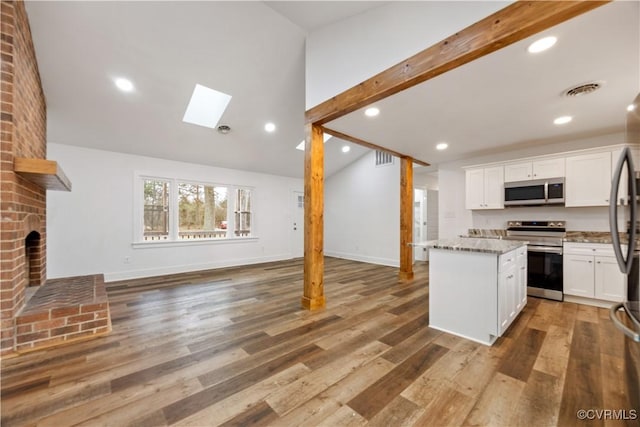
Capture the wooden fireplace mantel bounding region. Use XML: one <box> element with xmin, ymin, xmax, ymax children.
<box><xmin>14</xmin><ymin>158</ymin><xmax>72</xmax><ymax>191</ymax></box>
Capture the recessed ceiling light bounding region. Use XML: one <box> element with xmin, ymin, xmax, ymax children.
<box><xmin>114</xmin><ymin>77</ymin><xmax>134</xmax><ymax>92</ymax></box>
<box><xmin>528</xmin><ymin>36</ymin><xmax>557</xmax><ymax>53</ymax></box>
<box><xmin>364</xmin><ymin>107</ymin><xmax>380</xmax><ymax>117</ymax></box>
<box><xmin>264</xmin><ymin>122</ymin><xmax>276</xmax><ymax>133</ymax></box>
<box><xmin>296</xmin><ymin>133</ymin><xmax>333</xmax><ymax>151</ymax></box>
<box><xmin>436</xmin><ymin>142</ymin><xmax>448</xmax><ymax>151</ymax></box>
<box><xmin>627</xmin><ymin>104</ymin><xmax>636</xmax><ymax>112</ymax></box>
<box><xmin>342</xmin><ymin>145</ymin><xmax>351</xmax><ymax>153</ymax></box>
<box><xmin>553</xmin><ymin>115</ymin><xmax>572</xmax><ymax>125</ymax></box>
<box><xmin>182</xmin><ymin>84</ymin><xmax>232</xmax><ymax>129</ymax></box>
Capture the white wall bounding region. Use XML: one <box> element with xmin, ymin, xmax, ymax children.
<box><xmin>415</xmin><ymin>170</ymin><xmax>438</xmax><ymax>190</ymax></box>
<box><xmin>437</xmin><ymin>132</ymin><xmax>628</xmax><ymax>238</ymax></box>
<box><xmin>47</xmin><ymin>143</ymin><xmax>302</xmax><ymax>281</ymax></box>
<box><xmin>305</xmin><ymin>1</ymin><xmax>511</xmax><ymax>109</ymax></box>
<box><xmin>325</xmin><ymin>151</ymin><xmax>400</xmax><ymax>266</ymax></box>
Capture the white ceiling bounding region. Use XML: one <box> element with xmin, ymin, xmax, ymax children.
<box><xmin>264</xmin><ymin>1</ymin><xmax>388</xmax><ymax>33</ymax></box>
<box><xmin>326</xmin><ymin>1</ymin><xmax>640</xmax><ymax>168</ymax></box>
<box><xmin>24</xmin><ymin>1</ymin><xmax>374</xmax><ymax>179</ymax></box>
<box><xmin>25</xmin><ymin>1</ymin><xmax>639</xmax><ymax>180</ymax></box>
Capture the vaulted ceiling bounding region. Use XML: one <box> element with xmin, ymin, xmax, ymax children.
<box><xmin>25</xmin><ymin>1</ymin><xmax>639</xmax><ymax>179</ymax></box>
<box><xmin>25</xmin><ymin>1</ymin><xmax>377</xmax><ymax>179</ymax></box>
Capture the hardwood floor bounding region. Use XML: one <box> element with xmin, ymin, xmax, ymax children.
<box><xmin>1</xmin><ymin>257</ymin><xmax>637</xmax><ymax>426</ymax></box>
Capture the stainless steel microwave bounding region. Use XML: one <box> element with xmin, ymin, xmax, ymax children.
<box><xmin>504</xmin><ymin>177</ymin><xmax>564</xmax><ymax>206</ymax></box>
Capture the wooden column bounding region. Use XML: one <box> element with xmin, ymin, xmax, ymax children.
<box><xmin>399</xmin><ymin>157</ymin><xmax>414</xmax><ymax>281</ymax></box>
<box><xmin>302</xmin><ymin>123</ymin><xmax>326</xmax><ymax>310</ymax></box>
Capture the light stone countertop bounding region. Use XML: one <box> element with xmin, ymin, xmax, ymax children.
<box><xmin>414</xmin><ymin>237</ymin><xmax>527</xmax><ymax>255</ymax></box>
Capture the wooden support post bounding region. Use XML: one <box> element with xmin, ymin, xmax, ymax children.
<box><xmin>302</xmin><ymin>123</ymin><xmax>326</xmax><ymax>310</ymax></box>
<box><xmin>399</xmin><ymin>157</ymin><xmax>414</xmax><ymax>281</ymax></box>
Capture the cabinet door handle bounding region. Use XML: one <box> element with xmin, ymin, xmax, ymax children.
<box><xmin>507</xmin><ymin>274</ymin><xmax>514</xmax><ymax>279</ymax></box>
<box><xmin>597</xmin><ymin>261</ymin><xmax>601</xmax><ymax>264</ymax></box>
<box><xmin>588</xmin><ymin>260</ymin><xmax>593</xmax><ymax>263</ymax></box>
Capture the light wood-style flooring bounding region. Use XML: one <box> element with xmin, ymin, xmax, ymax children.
<box><xmin>1</xmin><ymin>257</ymin><xmax>636</xmax><ymax>426</ymax></box>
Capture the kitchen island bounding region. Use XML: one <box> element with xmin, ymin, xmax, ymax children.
<box><xmin>425</xmin><ymin>237</ymin><xmax>527</xmax><ymax>345</ymax></box>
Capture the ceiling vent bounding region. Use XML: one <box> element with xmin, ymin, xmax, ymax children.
<box><xmin>563</xmin><ymin>82</ymin><xmax>603</xmax><ymax>97</ymax></box>
<box><xmin>375</xmin><ymin>150</ymin><xmax>394</xmax><ymax>167</ymax></box>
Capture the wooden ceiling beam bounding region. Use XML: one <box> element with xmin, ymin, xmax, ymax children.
<box><xmin>306</xmin><ymin>1</ymin><xmax>609</xmax><ymax>126</ymax></box>
<box><xmin>321</xmin><ymin>127</ymin><xmax>430</xmax><ymax>167</ymax></box>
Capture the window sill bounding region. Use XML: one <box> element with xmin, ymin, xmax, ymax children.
<box><xmin>132</xmin><ymin>236</ymin><xmax>259</xmax><ymax>249</ymax></box>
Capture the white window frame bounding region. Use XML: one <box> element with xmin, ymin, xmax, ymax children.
<box><xmin>133</xmin><ymin>172</ymin><xmax>257</xmax><ymax>248</ymax></box>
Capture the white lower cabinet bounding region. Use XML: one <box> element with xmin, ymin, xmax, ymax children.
<box><xmin>516</xmin><ymin>246</ymin><xmax>527</xmax><ymax>311</ymax></box>
<box><xmin>498</xmin><ymin>248</ymin><xmax>525</xmax><ymax>335</ymax></box>
<box><xmin>429</xmin><ymin>245</ymin><xmax>527</xmax><ymax>345</ymax></box>
<box><xmin>563</xmin><ymin>243</ymin><xmax>626</xmax><ymax>302</ymax></box>
<box><xmin>594</xmin><ymin>256</ymin><xmax>626</xmax><ymax>301</ymax></box>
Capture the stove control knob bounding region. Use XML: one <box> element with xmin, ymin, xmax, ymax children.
<box><xmin>549</xmin><ymin>222</ymin><xmax>556</xmax><ymax>227</ymax></box>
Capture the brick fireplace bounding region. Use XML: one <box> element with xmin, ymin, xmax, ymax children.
<box><xmin>1</xmin><ymin>1</ymin><xmax>110</xmax><ymax>356</ymax></box>
<box><xmin>1</xmin><ymin>0</ymin><xmax>48</xmax><ymax>356</ymax></box>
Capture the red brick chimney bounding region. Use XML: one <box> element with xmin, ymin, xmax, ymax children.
<box><xmin>1</xmin><ymin>0</ymin><xmax>48</xmax><ymax>356</ymax></box>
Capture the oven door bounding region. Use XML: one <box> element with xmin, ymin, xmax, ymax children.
<box><xmin>527</xmin><ymin>245</ymin><xmax>563</xmax><ymax>301</ymax></box>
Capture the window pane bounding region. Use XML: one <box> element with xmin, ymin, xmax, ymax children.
<box><xmin>178</xmin><ymin>183</ymin><xmax>227</xmax><ymax>239</ymax></box>
<box><xmin>143</xmin><ymin>180</ymin><xmax>170</xmax><ymax>241</ymax></box>
<box><xmin>235</xmin><ymin>189</ymin><xmax>251</xmax><ymax>237</ymax></box>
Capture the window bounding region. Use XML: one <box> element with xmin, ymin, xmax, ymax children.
<box><xmin>178</xmin><ymin>183</ymin><xmax>228</xmax><ymax>239</ymax></box>
<box><xmin>138</xmin><ymin>175</ymin><xmax>253</xmax><ymax>243</ymax></box>
<box><xmin>143</xmin><ymin>179</ymin><xmax>170</xmax><ymax>241</ymax></box>
<box><xmin>235</xmin><ymin>188</ymin><xmax>251</xmax><ymax>237</ymax></box>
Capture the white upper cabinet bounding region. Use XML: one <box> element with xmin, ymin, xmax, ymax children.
<box><xmin>533</xmin><ymin>158</ymin><xmax>565</xmax><ymax>180</ymax></box>
<box><xmin>465</xmin><ymin>166</ymin><xmax>504</xmax><ymax>210</ymax></box>
<box><xmin>565</xmin><ymin>152</ymin><xmax>612</xmax><ymax>207</ymax></box>
<box><xmin>611</xmin><ymin>146</ymin><xmax>640</xmax><ymax>205</ymax></box>
<box><xmin>504</xmin><ymin>162</ymin><xmax>532</xmax><ymax>182</ymax></box>
<box><xmin>504</xmin><ymin>158</ymin><xmax>565</xmax><ymax>182</ymax></box>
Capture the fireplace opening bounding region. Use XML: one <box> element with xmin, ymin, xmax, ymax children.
<box><xmin>25</xmin><ymin>231</ymin><xmax>42</xmax><ymax>287</ymax></box>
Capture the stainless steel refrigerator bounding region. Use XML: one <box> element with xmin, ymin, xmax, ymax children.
<box><xmin>609</xmin><ymin>93</ymin><xmax>640</xmax><ymax>410</ymax></box>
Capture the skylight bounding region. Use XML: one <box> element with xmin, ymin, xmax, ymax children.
<box><xmin>296</xmin><ymin>133</ymin><xmax>333</xmax><ymax>151</ymax></box>
<box><xmin>183</xmin><ymin>84</ymin><xmax>232</xmax><ymax>129</ymax></box>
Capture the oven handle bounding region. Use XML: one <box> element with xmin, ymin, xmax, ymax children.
<box><xmin>609</xmin><ymin>303</ymin><xmax>640</xmax><ymax>342</ymax></box>
<box><xmin>526</xmin><ymin>246</ymin><xmax>563</xmax><ymax>255</ymax></box>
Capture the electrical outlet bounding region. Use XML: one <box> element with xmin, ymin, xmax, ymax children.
<box><xmin>124</xmin><ymin>256</ymin><xmax>131</xmax><ymax>264</ymax></box>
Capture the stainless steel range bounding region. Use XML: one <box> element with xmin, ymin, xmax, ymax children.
<box><xmin>504</xmin><ymin>220</ymin><xmax>566</xmax><ymax>301</ymax></box>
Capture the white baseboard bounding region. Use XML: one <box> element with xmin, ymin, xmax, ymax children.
<box><xmin>563</xmin><ymin>294</ymin><xmax>620</xmax><ymax>309</ymax></box>
<box><xmin>324</xmin><ymin>250</ymin><xmax>399</xmax><ymax>268</ymax></box>
<box><xmin>103</xmin><ymin>253</ymin><xmax>292</xmax><ymax>282</ymax></box>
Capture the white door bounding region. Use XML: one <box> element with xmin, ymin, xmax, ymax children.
<box><xmin>413</xmin><ymin>188</ymin><xmax>427</xmax><ymax>261</ymax></box>
<box><xmin>291</xmin><ymin>191</ymin><xmax>304</xmax><ymax>258</ymax></box>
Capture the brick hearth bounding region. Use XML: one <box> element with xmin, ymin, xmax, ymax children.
<box><xmin>15</xmin><ymin>275</ymin><xmax>111</xmax><ymax>353</ymax></box>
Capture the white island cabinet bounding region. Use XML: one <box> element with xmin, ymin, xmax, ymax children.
<box><xmin>428</xmin><ymin>238</ymin><xmax>527</xmax><ymax>345</ymax></box>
